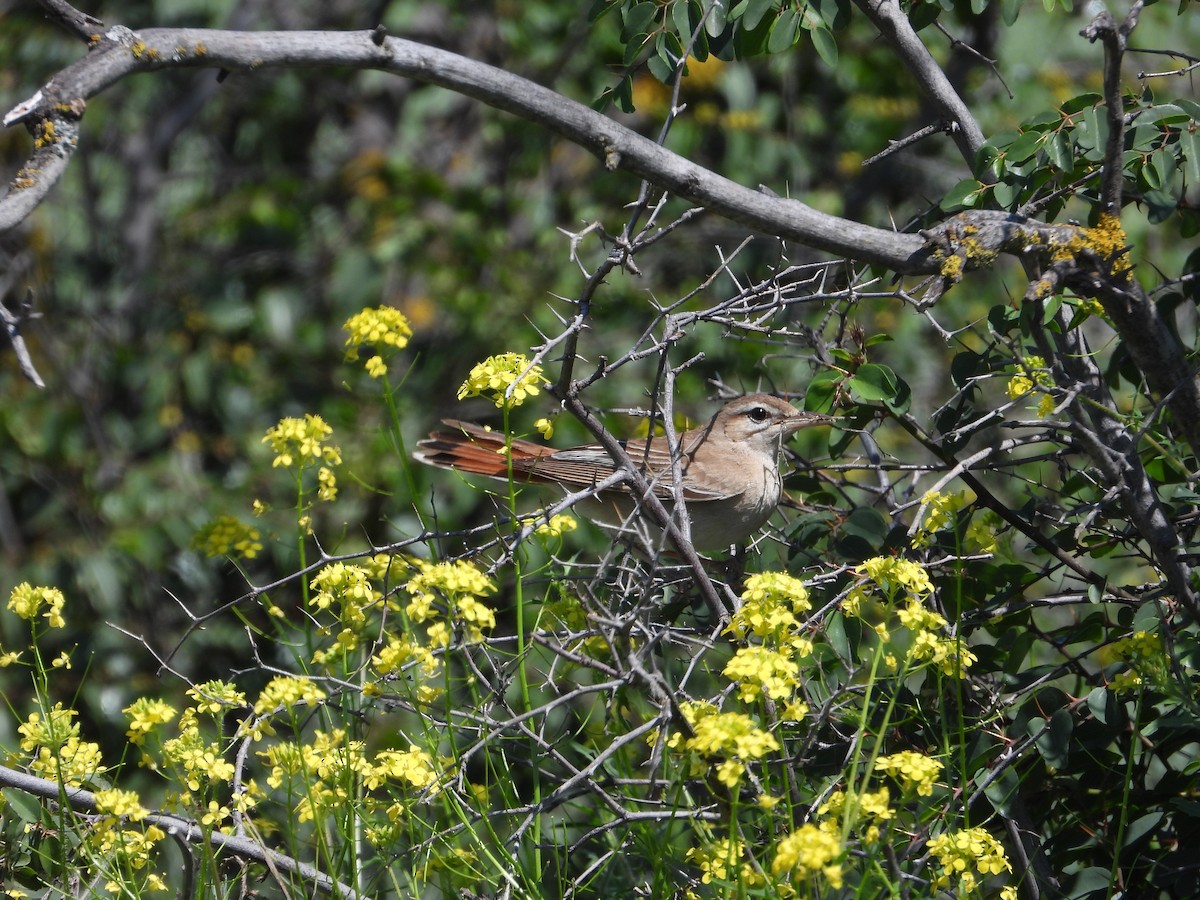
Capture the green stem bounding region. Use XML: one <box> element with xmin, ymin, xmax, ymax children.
<box><xmin>1107</xmin><ymin>686</ymin><xmax>1144</xmax><ymax>899</ymax></box>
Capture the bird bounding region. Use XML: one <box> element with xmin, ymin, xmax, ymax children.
<box><xmin>413</xmin><ymin>393</ymin><xmax>834</xmax><ymax>552</ymax></box>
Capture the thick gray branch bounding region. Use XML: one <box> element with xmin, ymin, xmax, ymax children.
<box><xmin>855</xmin><ymin>0</ymin><xmax>988</xmax><ymax>170</ymax></box>
<box><xmin>1</xmin><ymin>27</ymin><xmax>931</xmax><ymax>270</ymax></box>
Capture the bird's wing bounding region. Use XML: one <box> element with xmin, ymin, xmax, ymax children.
<box><xmin>529</xmin><ymin>442</ymin><xmax>736</xmax><ymax>502</ymax></box>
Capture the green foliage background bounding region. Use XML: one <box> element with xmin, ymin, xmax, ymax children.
<box><xmin>2</xmin><ymin>0</ymin><xmax>1200</xmax><ymax>896</ymax></box>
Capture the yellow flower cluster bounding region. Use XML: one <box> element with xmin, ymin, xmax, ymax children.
<box><xmin>534</xmin><ymin>513</ymin><xmax>578</xmax><ymax>538</ymax></box>
<box><xmin>667</xmin><ymin>701</ymin><xmax>781</xmax><ymax>788</ymax></box>
<box><xmin>262</xmin><ymin>413</ymin><xmax>342</xmax><ymax>470</ymax></box>
<box><xmin>8</xmin><ymin>582</ymin><xmax>66</xmax><ymax>628</ymax></box>
<box><xmin>94</xmin><ymin>787</ymin><xmax>150</xmax><ymax>823</ymax></box>
<box><xmin>191</xmin><ymin>515</ymin><xmax>263</xmax><ymax>560</ymax></box>
<box><xmin>927</xmin><ymin>826</ymin><xmax>1012</xmax><ymax>894</ymax></box>
<box><xmin>876</xmin><ymin>750</ymin><xmax>944</xmax><ymax>796</ymax></box>
<box><xmin>124</xmin><ymin>697</ymin><xmax>178</xmax><ymax>746</ymax></box>
<box><xmin>343</xmin><ymin>305</ymin><xmax>413</xmax><ymax>379</ymax></box>
<box><xmin>771</xmin><ymin>822</ymin><xmax>844</xmax><ymax>889</ymax></box>
<box><xmin>457</xmin><ymin>352</ymin><xmax>545</xmax><ymax>409</ymax></box>
<box><xmin>819</xmin><ymin>787</ymin><xmax>895</xmax><ymax>843</ymax></box>
<box><xmin>856</xmin><ymin>557</ymin><xmax>934</xmax><ymax>598</ymax></box>
<box><xmin>1108</xmin><ymin>628</ymin><xmax>1167</xmax><ymax>693</ymax></box>
<box><xmin>848</xmin><ymin>558</ymin><xmax>975</xmax><ymax>676</ymax></box>
<box><xmin>365</xmin><ymin>745</ymin><xmax>438</xmax><ymax>791</ymax></box>
<box><xmin>162</xmin><ymin>721</ymin><xmax>236</xmax><ymax>791</ymax></box>
<box><xmin>405</xmin><ymin>559</ymin><xmax>498</xmax><ymax>645</ymax></box>
<box><xmin>1007</xmin><ymin>354</ymin><xmax>1055</xmax><ymax>417</ymax></box>
<box><xmin>309</xmin><ymin>562</ymin><xmax>381</xmax><ymax>631</ymax></box>
<box><xmin>19</xmin><ymin>703</ymin><xmax>106</xmax><ymax>786</ymax></box>
<box><xmin>253</xmin><ymin>675</ymin><xmax>326</xmax><ymax>716</ymax></box>
<box><xmin>728</xmin><ymin>571</ymin><xmax>813</xmax><ymax>652</ymax></box>
<box><xmin>371</xmin><ymin>635</ymin><xmax>439</xmax><ymax>679</ymax></box>
<box><xmin>187</xmin><ymin>680</ymin><xmax>248</xmax><ymax>715</ymax></box>
<box><xmin>686</xmin><ymin>838</ymin><xmax>764</xmax><ymax>888</ymax></box>
<box><xmin>913</xmin><ymin>489</ymin><xmax>974</xmax><ymax>548</ymax></box>
<box><xmin>261</xmin><ymin>728</ymin><xmax>440</xmax><ymax>816</ymax></box>
<box><xmin>86</xmin><ymin>816</ymin><xmax>167</xmax><ymax>894</ymax></box>
<box><xmin>723</xmin><ymin>646</ymin><xmax>800</xmax><ymax>702</ymax></box>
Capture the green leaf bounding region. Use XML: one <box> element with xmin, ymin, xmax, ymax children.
<box><xmin>1066</xmin><ymin>869</ymin><xmax>1117</xmax><ymax>898</ymax></box>
<box><xmin>1021</xmin><ymin>109</ymin><xmax>1062</xmax><ymax>130</ymax></box>
<box><xmin>647</xmin><ymin>51</ymin><xmax>675</xmax><ymax>83</ymax></box>
<box><xmin>706</xmin><ymin>0</ymin><xmax>729</xmax><ymax>36</ymax></box>
<box><xmin>804</xmin><ymin>368</ymin><xmax>841</xmax><ymax>413</ymax></box>
<box><xmin>1047</xmin><ymin>131</ymin><xmax>1072</xmax><ymax>171</ymax></box>
<box><xmin>1086</xmin><ymin>686</ymin><xmax>1123</xmax><ymax>726</ymax></box>
<box><xmin>1061</xmin><ymin>92</ymin><xmax>1103</xmax><ymax>115</ymax></box>
<box><xmin>1007</xmin><ymin>130</ymin><xmax>1044</xmax><ymax>163</ymax></box>
<box><xmin>622</xmin><ymin>1</ymin><xmax>659</xmax><ymax>39</ymax></box>
<box><xmin>741</xmin><ymin>0</ymin><xmax>776</xmax><ymax>30</ymax></box>
<box><xmin>1181</xmin><ymin>128</ymin><xmax>1200</xmax><ymax>185</ymax></box>
<box><xmin>992</xmin><ymin>181</ymin><xmax>1017</xmax><ymax>209</ymax></box>
<box><xmin>1145</xmin><ymin>189</ymin><xmax>1177</xmax><ymax>224</ymax></box>
<box><xmin>1150</xmin><ymin>147</ymin><xmax>1177</xmax><ymax>192</ymax></box>
<box><xmin>1177</xmin><ymin>98</ymin><xmax>1200</xmax><ymax>121</ymax></box>
<box><xmin>1123</xmin><ymin>812</ymin><xmax>1164</xmax><ymax>848</ymax></box>
<box><xmin>809</xmin><ymin>23</ymin><xmax>838</xmax><ymax>67</ymax></box>
<box><xmin>942</xmin><ymin>178</ymin><xmax>983</xmax><ymax>211</ymax></box>
<box><xmin>842</xmin><ymin>506</ymin><xmax>888</xmax><ymax>544</ymax></box>
<box><xmin>847</xmin><ymin>363</ymin><xmax>898</xmax><ymax>402</ymax></box>
<box><xmin>810</xmin><ymin>0</ymin><xmax>851</xmax><ymax>30</ymax></box>
<box><xmin>1033</xmin><ymin>708</ymin><xmax>1073</xmax><ymax>769</ymax></box>
<box><xmin>1128</xmin><ymin>123</ymin><xmax>1161</xmax><ymax>151</ymax></box>
<box><xmin>1142</xmin><ymin>103</ymin><xmax>1189</xmax><ymax>125</ymax></box>
<box><xmin>767</xmin><ymin>7</ymin><xmax>800</xmax><ymax>53</ymax></box>
<box><xmin>979</xmin><ymin>765</ymin><xmax>1021</xmax><ymax>816</ymax></box>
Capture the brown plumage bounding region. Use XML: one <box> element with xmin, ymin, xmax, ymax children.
<box><xmin>414</xmin><ymin>394</ymin><xmax>833</xmax><ymax>551</ymax></box>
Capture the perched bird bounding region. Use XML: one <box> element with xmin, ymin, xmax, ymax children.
<box><xmin>414</xmin><ymin>393</ymin><xmax>833</xmax><ymax>552</ymax></box>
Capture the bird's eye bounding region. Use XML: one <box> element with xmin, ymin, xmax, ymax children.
<box><xmin>747</xmin><ymin>406</ymin><xmax>770</xmax><ymax>422</ymax></box>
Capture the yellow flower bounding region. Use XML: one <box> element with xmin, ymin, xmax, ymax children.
<box><xmin>187</xmin><ymin>680</ymin><xmax>248</xmax><ymax>715</ymax></box>
<box><xmin>728</xmin><ymin>572</ymin><xmax>812</xmax><ymax>648</ymax></box>
<box><xmin>771</xmin><ymin>822</ymin><xmax>843</xmax><ymax>889</ymax></box>
<box><xmin>913</xmin><ymin>489</ymin><xmax>972</xmax><ymax>547</ymax></box>
<box><xmin>535</xmin><ymin>513</ymin><xmax>578</xmax><ymax>538</ymax></box>
<box><xmin>856</xmin><ymin>557</ymin><xmax>934</xmax><ymax>598</ymax></box>
<box><xmin>123</xmin><ymin>696</ymin><xmax>176</xmax><ymax>748</ymax></box>
<box><xmin>723</xmin><ymin>646</ymin><xmax>800</xmax><ymax>702</ymax></box>
<box><xmin>534</xmin><ymin>417</ymin><xmax>555</xmax><ymax>439</ymax></box>
<box><xmin>309</xmin><ymin>562</ymin><xmax>380</xmax><ymax>628</ymax></box>
<box><xmin>93</xmin><ymin>788</ymin><xmax>149</xmax><ymax>822</ymax></box>
<box><xmin>1008</xmin><ymin>355</ymin><xmax>1053</xmax><ymax>415</ymax></box>
<box><xmin>876</xmin><ymin>750</ymin><xmax>944</xmax><ymax>796</ymax></box>
<box><xmin>317</xmin><ymin>465</ymin><xmax>338</xmax><ymax>502</ymax></box>
<box><xmin>670</xmin><ymin>703</ymin><xmax>780</xmax><ymax>788</ymax></box>
<box><xmin>927</xmin><ymin>827</ymin><xmax>1012</xmax><ymax>892</ymax></box>
<box><xmin>1006</xmin><ymin>373</ymin><xmax>1034</xmax><ymax>399</ymax></box>
<box><xmin>687</xmin><ymin>838</ymin><xmax>764</xmax><ymax>887</ymax></box>
<box><xmin>262</xmin><ymin>414</ymin><xmax>342</xmax><ymax>469</ymax></box>
<box><xmin>457</xmin><ymin>352</ymin><xmax>545</xmax><ymax>409</ymax></box>
<box><xmin>8</xmin><ymin>583</ymin><xmax>66</xmax><ymax>628</ymax></box>
<box><xmin>367</xmin><ymin>745</ymin><xmax>439</xmax><ymax>791</ymax></box>
<box><xmin>343</xmin><ymin>307</ymin><xmax>413</xmax><ymax>376</ymax></box>
<box><xmin>253</xmin><ymin>675</ymin><xmax>326</xmax><ymax>715</ymax></box>
<box><xmin>191</xmin><ymin>515</ymin><xmax>263</xmax><ymax>560</ymax></box>
<box><xmin>365</xmin><ymin>355</ymin><xmax>388</xmax><ymax>379</ymax></box>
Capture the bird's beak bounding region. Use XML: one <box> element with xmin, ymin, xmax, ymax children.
<box><xmin>786</xmin><ymin>411</ymin><xmax>837</xmax><ymax>433</ymax></box>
